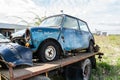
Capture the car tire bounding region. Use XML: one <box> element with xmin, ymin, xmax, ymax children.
<box><xmin>81</xmin><ymin>59</ymin><xmax>92</xmax><ymax>80</ymax></box>
<box><xmin>87</xmin><ymin>41</ymin><xmax>94</xmax><ymax>53</ymax></box>
<box><xmin>38</xmin><ymin>41</ymin><xmax>60</xmax><ymax>62</ymax></box>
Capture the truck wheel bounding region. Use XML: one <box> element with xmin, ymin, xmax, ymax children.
<box><xmin>38</xmin><ymin>41</ymin><xmax>60</xmax><ymax>62</ymax></box>
<box><xmin>28</xmin><ymin>76</ymin><xmax>50</xmax><ymax>80</ymax></box>
<box><xmin>90</xmin><ymin>56</ymin><xmax>96</xmax><ymax>69</ymax></box>
<box><xmin>81</xmin><ymin>59</ymin><xmax>92</xmax><ymax>80</ymax></box>
<box><xmin>87</xmin><ymin>42</ymin><xmax>96</xmax><ymax>69</ymax></box>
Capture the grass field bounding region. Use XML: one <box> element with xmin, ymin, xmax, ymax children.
<box><xmin>91</xmin><ymin>35</ymin><xmax>120</xmax><ymax>80</ymax></box>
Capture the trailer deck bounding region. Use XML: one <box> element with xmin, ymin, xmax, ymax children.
<box><xmin>0</xmin><ymin>52</ymin><xmax>103</xmax><ymax>80</ymax></box>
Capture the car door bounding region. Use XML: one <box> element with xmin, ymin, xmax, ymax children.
<box><xmin>62</xmin><ymin>16</ymin><xmax>79</xmax><ymax>51</ymax></box>
<box><xmin>70</xmin><ymin>19</ymin><xmax>88</xmax><ymax>50</ymax></box>
<box><xmin>78</xmin><ymin>20</ymin><xmax>90</xmax><ymax>48</ymax></box>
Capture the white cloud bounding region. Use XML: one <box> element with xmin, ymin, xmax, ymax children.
<box><xmin>0</xmin><ymin>0</ymin><xmax>120</xmax><ymax>33</ymax></box>
<box><xmin>0</xmin><ymin>0</ymin><xmax>45</xmax><ymax>24</ymax></box>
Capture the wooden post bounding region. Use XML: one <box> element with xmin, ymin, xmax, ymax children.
<box><xmin>0</xmin><ymin>72</ymin><xmax>1</xmax><ymax>80</ymax></box>
<box><xmin>8</xmin><ymin>62</ymin><xmax>15</xmax><ymax>80</ymax></box>
<box><xmin>45</xmin><ymin>72</ymin><xmax>48</xmax><ymax>77</ymax></box>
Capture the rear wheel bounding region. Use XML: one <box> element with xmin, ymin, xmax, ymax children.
<box><xmin>87</xmin><ymin>41</ymin><xmax>96</xmax><ymax>69</ymax></box>
<box><xmin>87</xmin><ymin>41</ymin><xmax>94</xmax><ymax>53</ymax></box>
<box><xmin>81</xmin><ymin>59</ymin><xmax>92</xmax><ymax>80</ymax></box>
<box><xmin>28</xmin><ymin>76</ymin><xmax>50</xmax><ymax>80</ymax></box>
<box><xmin>63</xmin><ymin>59</ymin><xmax>92</xmax><ymax>80</ymax></box>
<box><xmin>38</xmin><ymin>41</ymin><xmax>60</xmax><ymax>62</ymax></box>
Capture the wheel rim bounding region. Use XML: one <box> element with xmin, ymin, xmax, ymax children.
<box><xmin>45</xmin><ymin>46</ymin><xmax>56</xmax><ymax>61</ymax></box>
<box><xmin>82</xmin><ymin>59</ymin><xmax>91</xmax><ymax>80</ymax></box>
<box><xmin>83</xmin><ymin>65</ymin><xmax>91</xmax><ymax>80</ymax></box>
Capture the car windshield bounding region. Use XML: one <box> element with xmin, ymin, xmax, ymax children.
<box><xmin>0</xmin><ymin>34</ymin><xmax>6</xmax><ymax>39</ymax></box>
<box><xmin>40</xmin><ymin>16</ymin><xmax>63</xmax><ymax>27</ymax></box>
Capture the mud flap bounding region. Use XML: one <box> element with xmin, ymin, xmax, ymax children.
<box><xmin>0</xmin><ymin>43</ymin><xmax>33</xmax><ymax>67</ymax></box>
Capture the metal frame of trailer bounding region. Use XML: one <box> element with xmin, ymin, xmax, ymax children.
<box><xmin>0</xmin><ymin>52</ymin><xmax>103</xmax><ymax>80</ymax></box>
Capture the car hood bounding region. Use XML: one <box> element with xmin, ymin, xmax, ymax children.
<box><xmin>11</xmin><ymin>29</ymin><xmax>26</xmax><ymax>38</ymax></box>
<box><xmin>30</xmin><ymin>26</ymin><xmax>60</xmax><ymax>32</ymax></box>
<box><xmin>0</xmin><ymin>43</ymin><xmax>33</xmax><ymax>67</ymax></box>
<box><xmin>0</xmin><ymin>38</ymin><xmax>10</xmax><ymax>43</ymax></box>
<box><xmin>12</xmin><ymin>26</ymin><xmax>60</xmax><ymax>38</ymax></box>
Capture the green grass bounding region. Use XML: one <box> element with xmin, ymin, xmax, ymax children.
<box><xmin>51</xmin><ymin>35</ymin><xmax>120</xmax><ymax>80</ymax></box>
<box><xmin>90</xmin><ymin>35</ymin><xmax>120</xmax><ymax>80</ymax></box>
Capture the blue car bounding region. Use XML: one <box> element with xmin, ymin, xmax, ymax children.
<box><xmin>12</xmin><ymin>14</ymin><xmax>95</xmax><ymax>62</ymax></box>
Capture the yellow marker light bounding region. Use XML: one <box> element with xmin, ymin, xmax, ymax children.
<box><xmin>25</xmin><ymin>43</ymin><xmax>30</xmax><ymax>47</ymax></box>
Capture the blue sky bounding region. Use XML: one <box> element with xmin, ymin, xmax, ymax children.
<box><xmin>0</xmin><ymin>0</ymin><xmax>120</xmax><ymax>34</ymax></box>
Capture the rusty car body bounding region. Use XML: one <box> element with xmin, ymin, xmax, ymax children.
<box><xmin>11</xmin><ymin>14</ymin><xmax>95</xmax><ymax>62</ymax></box>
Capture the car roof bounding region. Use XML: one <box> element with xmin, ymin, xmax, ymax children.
<box><xmin>43</xmin><ymin>14</ymin><xmax>87</xmax><ymax>23</ymax></box>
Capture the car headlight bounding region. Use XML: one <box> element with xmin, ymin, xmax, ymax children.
<box><xmin>25</xmin><ymin>29</ymin><xmax>31</xmax><ymax>42</ymax></box>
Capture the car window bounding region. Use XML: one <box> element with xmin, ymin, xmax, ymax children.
<box><xmin>79</xmin><ymin>20</ymin><xmax>89</xmax><ymax>32</ymax></box>
<box><xmin>40</xmin><ymin>16</ymin><xmax>63</xmax><ymax>27</ymax></box>
<box><xmin>63</xmin><ymin>16</ymin><xmax>79</xmax><ymax>30</ymax></box>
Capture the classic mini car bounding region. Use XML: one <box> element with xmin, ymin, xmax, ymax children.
<box><xmin>11</xmin><ymin>14</ymin><xmax>95</xmax><ymax>62</ymax></box>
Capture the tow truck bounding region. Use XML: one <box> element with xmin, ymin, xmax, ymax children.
<box><xmin>0</xmin><ymin>50</ymin><xmax>103</xmax><ymax>80</ymax></box>
<box><xmin>0</xmin><ymin>14</ymin><xmax>104</xmax><ymax>80</ymax></box>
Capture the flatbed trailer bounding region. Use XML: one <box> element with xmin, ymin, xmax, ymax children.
<box><xmin>0</xmin><ymin>52</ymin><xmax>103</xmax><ymax>80</ymax></box>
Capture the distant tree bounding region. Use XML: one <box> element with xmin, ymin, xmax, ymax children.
<box><xmin>28</xmin><ymin>11</ymin><xmax>46</xmax><ymax>26</ymax></box>
<box><xmin>12</xmin><ymin>16</ymin><xmax>31</xmax><ymax>26</ymax></box>
<box><xmin>12</xmin><ymin>12</ymin><xmax>46</xmax><ymax>26</ymax></box>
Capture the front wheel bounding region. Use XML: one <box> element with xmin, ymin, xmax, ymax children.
<box><xmin>38</xmin><ymin>41</ymin><xmax>60</xmax><ymax>62</ymax></box>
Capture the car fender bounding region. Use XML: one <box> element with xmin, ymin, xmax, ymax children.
<box><xmin>30</xmin><ymin>27</ymin><xmax>64</xmax><ymax>51</ymax></box>
<box><xmin>0</xmin><ymin>43</ymin><xmax>33</xmax><ymax>67</ymax></box>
